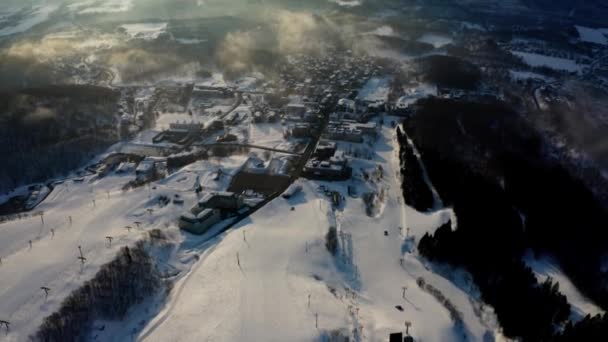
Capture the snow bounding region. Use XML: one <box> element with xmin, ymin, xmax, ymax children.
<box><xmin>396</xmin><ymin>84</ymin><xmax>437</xmax><ymax>109</ymax></box>
<box><xmin>138</xmin><ymin>118</ymin><xmax>505</xmax><ymax>342</ymax></box>
<box><xmin>357</xmin><ymin>77</ymin><xmax>390</xmax><ymax>104</ymax></box>
<box><xmin>0</xmin><ymin>152</ymin><xmax>251</xmax><ymax>340</ymax></box>
<box><xmin>575</xmin><ymin>25</ymin><xmax>608</xmax><ymax>46</ymax></box>
<box><xmin>511</xmin><ymin>51</ymin><xmax>583</xmax><ymax>73</ymax></box>
<box><xmin>417</xmin><ymin>33</ymin><xmax>454</xmax><ymax>48</ymax></box>
<box><xmin>197</xmin><ymin>72</ymin><xmax>228</xmax><ymax>88</ymax></box>
<box><xmin>0</xmin><ymin>185</ymin><xmax>31</xmax><ymax>206</ymax></box>
<box><xmin>73</xmin><ymin>0</ymin><xmax>134</xmax><ymax>15</ymax></box>
<box><xmin>248</xmin><ymin>123</ymin><xmax>292</xmax><ymax>150</ymax></box>
<box><xmin>175</xmin><ymin>38</ymin><xmax>207</xmax><ymax>45</ymax></box>
<box><xmin>120</xmin><ymin>23</ymin><xmax>168</xmax><ymax>41</ymax></box>
<box><xmin>461</xmin><ymin>22</ymin><xmax>486</xmax><ymax>31</ymax></box>
<box><xmin>0</xmin><ymin>4</ymin><xmax>59</xmax><ymax>37</ymax></box>
<box><xmin>509</xmin><ymin>70</ymin><xmax>550</xmax><ymax>81</ymax></box>
<box><xmin>524</xmin><ymin>252</ymin><xmax>604</xmax><ymax>321</ymax></box>
<box><xmin>371</xmin><ymin>25</ymin><xmax>396</xmax><ymax>37</ymax></box>
<box><xmin>330</xmin><ymin>0</ymin><xmax>363</xmax><ymax>7</ymax></box>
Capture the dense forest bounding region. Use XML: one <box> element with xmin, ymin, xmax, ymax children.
<box><xmin>0</xmin><ymin>86</ymin><xmax>119</xmax><ymax>192</ymax></box>
<box><xmin>399</xmin><ymin>97</ymin><xmax>608</xmax><ymax>341</ymax></box>
<box><xmin>417</xmin><ymin>55</ymin><xmax>482</xmax><ymax>90</ymax></box>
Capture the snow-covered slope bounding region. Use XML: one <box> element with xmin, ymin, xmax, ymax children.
<box><xmin>138</xmin><ymin>118</ymin><xmax>505</xmax><ymax>342</ymax></box>
<box><xmin>0</xmin><ymin>153</ymin><xmax>248</xmax><ymax>341</ymax></box>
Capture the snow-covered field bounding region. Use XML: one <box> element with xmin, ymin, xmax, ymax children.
<box><xmin>417</xmin><ymin>33</ymin><xmax>454</xmax><ymax>48</ymax></box>
<box><xmin>575</xmin><ymin>25</ymin><xmax>608</xmax><ymax>46</ymax></box>
<box><xmin>70</xmin><ymin>0</ymin><xmax>134</xmax><ymax>15</ymax></box>
<box><xmin>120</xmin><ymin>23</ymin><xmax>168</xmax><ymax>41</ymax></box>
<box><xmin>396</xmin><ymin>84</ymin><xmax>437</xmax><ymax>109</ymax></box>
<box><xmin>357</xmin><ymin>77</ymin><xmax>390</xmax><ymax>104</ymax></box>
<box><xmin>511</xmin><ymin>51</ymin><xmax>583</xmax><ymax>73</ymax></box>
<box><xmin>330</xmin><ymin>0</ymin><xmax>363</xmax><ymax>7</ymax></box>
<box><xmin>509</xmin><ymin>70</ymin><xmax>550</xmax><ymax>81</ymax></box>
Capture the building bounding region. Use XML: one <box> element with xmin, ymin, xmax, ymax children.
<box><xmin>178</xmin><ymin>208</ymin><xmax>221</xmax><ymax>235</ymax></box>
<box><xmin>313</xmin><ymin>140</ymin><xmax>337</xmax><ymax>160</ymax></box>
<box><xmin>291</xmin><ymin>123</ymin><xmax>312</xmax><ymax>138</ymax></box>
<box><xmin>286</xmin><ymin>103</ymin><xmax>307</xmax><ymax>117</ymax></box>
<box><xmin>196</xmin><ymin>191</ymin><xmax>244</xmax><ymax>212</ymax></box>
<box><xmin>303</xmin><ymin>157</ymin><xmax>352</xmax><ymax>181</ymax></box>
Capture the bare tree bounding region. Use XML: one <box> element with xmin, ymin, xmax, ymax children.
<box><xmin>125</xmin><ymin>226</ymin><xmax>132</xmax><ymax>233</ymax></box>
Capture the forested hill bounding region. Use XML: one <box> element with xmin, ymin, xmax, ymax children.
<box><xmin>400</xmin><ymin>97</ymin><xmax>608</xmax><ymax>341</ymax></box>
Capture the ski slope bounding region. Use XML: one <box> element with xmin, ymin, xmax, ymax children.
<box><xmin>139</xmin><ymin>118</ymin><xmax>505</xmax><ymax>342</ymax></box>
<box><xmin>0</xmin><ymin>154</ymin><xmax>248</xmax><ymax>341</ymax></box>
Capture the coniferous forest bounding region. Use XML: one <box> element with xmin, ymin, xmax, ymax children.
<box><xmin>399</xmin><ymin>97</ymin><xmax>608</xmax><ymax>341</ymax></box>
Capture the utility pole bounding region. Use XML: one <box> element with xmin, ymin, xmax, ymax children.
<box><xmin>68</xmin><ymin>216</ymin><xmax>72</xmax><ymax>226</ymax></box>
<box><xmin>125</xmin><ymin>225</ymin><xmax>132</xmax><ymax>233</ymax></box>
<box><xmin>404</xmin><ymin>321</ymin><xmax>412</xmax><ymax>336</ymax></box>
<box><xmin>78</xmin><ymin>246</ymin><xmax>87</xmax><ymax>264</ymax></box>
<box><xmin>236</xmin><ymin>252</ymin><xmax>241</xmax><ymax>269</ymax></box>
<box><xmin>106</xmin><ymin>236</ymin><xmax>113</xmax><ymax>248</ymax></box>
<box><xmin>28</xmin><ymin>240</ymin><xmax>32</xmax><ymax>249</ymax></box>
<box><xmin>40</xmin><ymin>212</ymin><xmax>44</xmax><ymax>225</ymax></box>
<box><xmin>0</xmin><ymin>320</ymin><xmax>10</xmax><ymax>332</ymax></box>
<box><xmin>134</xmin><ymin>221</ymin><xmax>142</xmax><ymax>229</ymax></box>
<box><xmin>41</xmin><ymin>286</ymin><xmax>50</xmax><ymax>300</ymax></box>
<box><xmin>402</xmin><ymin>286</ymin><xmax>408</xmax><ymax>299</ymax></box>
<box><xmin>308</xmin><ymin>294</ymin><xmax>311</xmax><ymax>308</ymax></box>
<box><xmin>315</xmin><ymin>313</ymin><xmax>318</xmax><ymax>329</ymax></box>
<box><xmin>51</xmin><ymin>229</ymin><xmax>55</xmax><ymax>238</ymax></box>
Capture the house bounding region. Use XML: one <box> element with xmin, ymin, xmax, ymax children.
<box><xmin>178</xmin><ymin>209</ymin><xmax>221</xmax><ymax>235</ymax></box>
